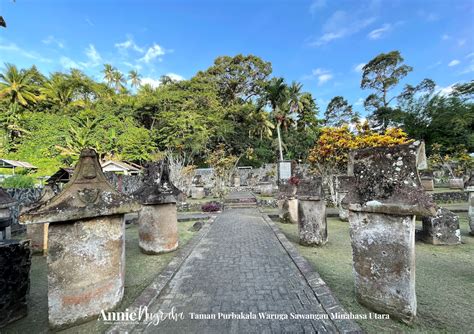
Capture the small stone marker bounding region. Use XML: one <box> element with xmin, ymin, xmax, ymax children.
<box><xmin>258</xmin><ymin>181</ymin><xmax>273</xmax><ymax>196</ymax></box>
<box><xmin>278</xmin><ymin>181</ymin><xmax>298</xmax><ymax>224</ymax></box>
<box><xmin>344</xmin><ymin>141</ymin><xmax>436</xmax><ymax>323</ymax></box>
<box><xmin>20</xmin><ymin>149</ymin><xmax>140</xmax><ymax>329</ymax></box>
<box><xmin>421</xmin><ymin>208</ymin><xmax>461</xmax><ymax>245</ymax></box>
<box><xmin>191</xmin><ymin>175</ymin><xmax>205</xmax><ymax>199</ymax></box>
<box><xmin>133</xmin><ymin>160</ymin><xmax>179</xmax><ymax>254</ymax></box>
<box><xmin>420</xmin><ymin>171</ymin><xmax>435</xmax><ymax>191</ymax></box>
<box><xmin>297</xmin><ymin>176</ymin><xmax>327</xmax><ymax>246</ymax></box>
<box><xmin>466</xmin><ymin>174</ymin><xmax>474</xmax><ymax>236</ymax></box>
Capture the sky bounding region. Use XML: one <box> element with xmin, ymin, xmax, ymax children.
<box><xmin>0</xmin><ymin>0</ymin><xmax>473</xmax><ymax>115</ymax></box>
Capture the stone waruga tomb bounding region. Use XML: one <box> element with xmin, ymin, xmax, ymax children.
<box><xmin>466</xmin><ymin>173</ymin><xmax>474</xmax><ymax>236</ymax></box>
<box><xmin>132</xmin><ymin>160</ymin><xmax>179</xmax><ymax>254</ymax></box>
<box><xmin>278</xmin><ymin>180</ymin><xmax>298</xmax><ymax>224</ymax></box>
<box><xmin>296</xmin><ymin>176</ymin><xmax>327</xmax><ymax>246</ymax></box>
<box><xmin>20</xmin><ymin>148</ymin><xmax>140</xmax><ymax>329</ymax></box>
<box><xmin>343</xmin><ymin>141</ymin><xmax>437</xmax><ymax>323</ymax></box>
<box><xmin>0</xmin><ymin>188</ymin><xmax>31</xmax><ymax>328</ymax></box>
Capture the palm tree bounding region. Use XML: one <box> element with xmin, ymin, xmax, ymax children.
<box><xmin>287</xmin><ymin>81</ymin><xmax>303</xmax><ymax>114</ymax></box>
<box><xmin>128</xmin><ymin>70</ymin><xmax>141</xmax><ymax>88</ymax></box>
<box><xmin>248</xmin><ymin>109</ymin><xmax>275</xmax><ymax>140</ymax></box>
<box><xmin>41</xmin><ymin>73</ymin><xmax>74</xmax><ymax>108</ymax></box>
<box><xmin>102</xmin><ymin>64</ymin><xmax>115</xmax><ymax>87</ymax></box>
<box><xmin>111</xmin><ymin>70</ymin><xmax>125</xmax><ymax>93</ymax></box>
<box><xmin>160</xmin><ymin>75</ymin><xmax>174</xmax><ymax>86</ymax></box>
<box><xmin>0</xmin><ymin>63</ymin><xmax>40</xmax><ymax>106</ymax></box>
<box><xmin>265</xmin><ymin>77</ymin><xmax>288</xmax><ymax>161</ymax></box>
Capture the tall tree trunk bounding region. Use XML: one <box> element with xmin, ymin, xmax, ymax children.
<box><xmin>276</xmin><ymin>121</ymin><xmax>283</xmax><ymax>161</ymax></box>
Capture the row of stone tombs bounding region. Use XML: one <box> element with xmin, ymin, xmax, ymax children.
<box><xmin>1</xmin><ymin>142</ymin><xmax>473</xmax><ymax>329</ymax></box>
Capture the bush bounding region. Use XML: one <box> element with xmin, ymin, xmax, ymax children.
<box><xmin>201</xmin><ymin>201</ymin><xmax>221</xmax><ymax>212</ymax></box>
<box><xmin>1</xmin><ymin>175</ymin><xmax>35</xmax><ymax>189</ymax></box>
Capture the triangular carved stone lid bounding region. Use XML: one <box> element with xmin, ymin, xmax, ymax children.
<box><xmin>133</xmin><ymin>160</ymin><xmax>177</xmax><ymax>205</ymax></box>
<box><xmin>0</xmin><ymin>187</ymin><xmax>16</xmax><ymax>209</ymax></box>
<box><xmin>20</xmin><ymin>149</ymin><xmax>141</xmax><ymax>224</ymax></box>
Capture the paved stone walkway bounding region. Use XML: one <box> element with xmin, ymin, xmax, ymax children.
<box><xmin>132</xmin><ymin>208</ymin><xmax>358</xmax><ymax>334</ymax></box>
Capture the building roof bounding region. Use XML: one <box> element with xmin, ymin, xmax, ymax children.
<box><xmin>0</xmin><ymin>159</ymin><xmax>37</xmax><ymax>169</ymax></box>
<box><xmin>101</xmin><ymin>160</ymin><xmax>141</xmax><ymax>172</ymax></box>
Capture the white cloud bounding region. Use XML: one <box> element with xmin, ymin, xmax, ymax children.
<box><xmin>122</xmin><ymin>61</ymin><xmax>143</xmax><ymax>71</ymax></box>
<box><xmin>418</xmin><ymin>10</ymin><xmax>439</xmax><ymax>22</ymax></box>
<box><xmin>85</xmin><ymin>18</ymin><xmax>94</xmax><ymax>26</ymax></box>
<box><xmin>60</xmin><ymin>56</ymin><xmax>82</xmax><ymax>69</ymax></box>
<box><xmin>354</xmin><ymin>97</ymin><xmax>364</xmax><ymax>106</ymax></box>
<box><xmin>458</xmin><ymin>39</ymin><xmax>466</xmax><ymax>47</ymax></box>
<box><xmin>42</xmin><ymin>35</ymin><xmax>64</xmax><ymax>49</ymax></box>
<box><xmin>115</xmin><ymin>36</ymin><xmax>144</xmax><ymax>53</ymax></box>
<box><xmin>435</xmin><ymin>84</ymin><xmax>456</xmax><ymax>96</ymax></box>
<box><xmin>466</xmin><ymin>53</ymin><xmax>474</xmax><ymax>59</ymax></box>
<box><xmin>367</xmin><ymin>23</ymin><xmax>392</xmax><ymax>39</ymax></box>
<box><xmin>309</xmin><ymin>0</ymin><xmax>326</xmax><ymax>15</ymax></box>
<box><xmin>441</xmin><ymin>34</ymin><xmax>450</xmax><ymax>41</ymax></box>
<box><xmin>308</xmin><ymin>11</ymin><xmax>376</xmax><ymax>46</ymax></box>
<box><xmin>448</xmin><ymin>59</ymin><xmax>460</xmax><ymax>67</ymax></box>
<box><xmin>0</xmin><ymin>40</ymin><xmax>51</xmax><ymax>63</ymax></box>
<box><xmin>354</xmin><ymin>63</ymin><xmax>366</xmax><ymax>72</ymax></box>
<box><xmin>85</xmin><ymin>44</ymin><xmax>102</xmax><ymax>65</ymax></box>
<box><xmin>165</xmin><ymin>73</ymin><xmax>185</xmax><ymax>81</ymax></box>
<box><xmin>141</xmin><ymin>77</ymin><xmax>161</xmax><ymax>88</ymax></box>
<box><xmin>140</xmin><ymin>43</ymin><xmax>167</xmax><ymax>63</ymax></box>
<box><xmin>304</xmin><ymin>68</ymin><xmax>333</xmax><ymax>85</ymax></box>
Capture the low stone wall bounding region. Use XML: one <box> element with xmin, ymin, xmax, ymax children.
<box><xmin>431</xmin><ymin>191</ymin><xmax>468</xmax><ymax>203</ymax></box>
<box><xmin>104</xmin><ymin>172</ymin><xmax>142</xmax><ymax>195</ymax></box>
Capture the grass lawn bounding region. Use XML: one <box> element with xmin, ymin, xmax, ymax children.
<box><xmin>4</xmin><ymin>220</ymin><xmax>199</xmax><ymax>334</ymax></box>
<box><xmin>276</xmin><ymin>214</ymin><xmax>473</xmax><ymax>333</ymax></box>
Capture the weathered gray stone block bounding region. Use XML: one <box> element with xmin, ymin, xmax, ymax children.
<box><xmin>449</xmin><ymin>178</ymin><xmax>464</xmax><ymax>189</ymax></box>
<box><xmin>20</xmin><ymin>149</ymin><xmax>140</xmax><ymax>329</ymax></box>
<box><xmin>349</xmin><ymin>210</ymin><xmax>416</xmax><ymax>323</ymax></box>
<box><xmin>259</xmin><ymin>182</ymin><xmax>273</xmax><ymax>196</ymax></box>
<box><xmin>138</xmin><ymin>204</ymin><xmax>178</xmax><ymax>254</ymax></box>
<box><xmin>133</xmin><ymin>160</ymin><xmax>179</xmax><ymax>254</ymax></box>
<box><xmin>26</xmin><ymin>223</ymin><xmax>49</xmax><ymax>254</ymax></box>
<box><xmin>465</xmin><ymin>175</ymin><xmax>474</xmax><ymax>236</ymax></box>
<box><xmin>297</xmin><ymin>177</ymin><xmax>327</xmax><ymax>246</ymax></box>
<box><xmin>47</xmin><ymin>216</ymin><xmax>125</xmax><ymax>328</ymax></box>
<box><xmin>0</xmin><ymin>239</ymin><xmax>31</xmax><ymax>328</ymax></box>
<box><xmin>191</xmin><ymin>186</ymin><xmax>205</xmax><ymax>199</ymax></box>
<box><xmin>420</xmin><ymin>177</ymin><xmax>434</xmax><ymax>191</ymax></box>
<box><xmin>279</xmin><ymin>198</ymin><xmax>298</xmax><ymax>224</ymax></box>
<box><xmin>421</xmin><ymin>208</ymin><xmax>461</xmax><ymax>245</ymax></box>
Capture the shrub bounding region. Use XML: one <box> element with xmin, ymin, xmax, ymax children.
<box><xmin>1</xmin><ymin>175</ymin><xmax>35</xmax><ymax>189</ymax></box>
<box><xmin>201</xmin><ymin>201</ymin><xmax>221</xmax><ymax>212</ymax></box>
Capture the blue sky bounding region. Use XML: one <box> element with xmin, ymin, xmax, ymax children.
<box><xmin>0</xmin><ymin>0</ymin><xmax>473</xmax><ymax>115</ymax></box>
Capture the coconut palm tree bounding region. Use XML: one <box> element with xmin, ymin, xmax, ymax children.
<box><xmin>248</xmin><ymin>109</ymin><xmax>275</xmax><ymax>140</ymax></box>
<box><xmin>41</xmin><ymin>73</ymin><xmax>74</xmax><ymax>108</ymax></box>
<box><xmin>0</xmin><ymin>63</ymin><xmax>40</xmax><ymax>106</ymax></box>
<box><xmin>102</xmin><ymin>64</ymin><xmax>115</xmax><ymax>87</ymax></box>
<box><xmin>111</xmin><ymin>70</ymin><xmax>125</xmax><ymax>93</ymax></box>
<box><xmin>287</xmin><ymin>81</ymin><xmax>303</xmax><ymax>114</ymax></box>
<box><xmin>128</xmin><ymin>70</ymin><xmax>141</xmax><ymax>88</ymax></box>
<box><xmin>265</xmin><ymin>77</ymin><xmax>288</xmax><ymax>161</ymax></box>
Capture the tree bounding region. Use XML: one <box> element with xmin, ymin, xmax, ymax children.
<box><xmin>128</xmin><ymin>70</ymin><xmax>141</xmax><ymax>88</ymax></box>
<box><xmin>324</xmin><ymin>96</ymin><xmax>359</xmax><ymax>127</ymax></box>
<box><xmin>265</xmin><ymin>77</ymin><xmax>288</xmax><ymax>161</ymax></box>
<box><xmin>0</xmin><ymin>63</ymin><xmax>40</xmax><ymax>106</ymax></box>
<box><xmin>40</xmin><ymin>73</ymin><xmax>74</xmax><ymax>109</ymax></box>
<box><xmin>361</xmin><ymin>51</ymin><xmax>413</xmax><ymax>129</ymax></box>
<box><xmin>308</xmin><ymin>122</ymin><xmax>411</xmax><ymax>205</ymax></box>
<box><xmin>287</xmin><ymin>81</ymin><xmax>303</xmax><ymax>114</ymax></box>
<box><xmin>111</xmin><ymin>70</ymin><xmax>126</xmax><ymax>93</ymax></box>
<box><xmin>198</xmin><ymin>54</ymin><xmax>272</xmax><ymax>105</ymax></box>
<box><xmin>296</xmin><ymin>92</ymin><xmax>318</xmax><ymax>130</ymax></box>
<box><xmin>102</xmin><ymin>64</ymin><xmax>115</xmax><ymax>87</ymax></box>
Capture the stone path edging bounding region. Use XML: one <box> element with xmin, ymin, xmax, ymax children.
<box><xmin>260</xmin><ymin>212</ymin><xmax>363</xmax><ymax>334</ymax></box>
<box><xmin>106</xmin><ymin>215</ymin><xmax>217</xmax><ymax>334</ymax></box>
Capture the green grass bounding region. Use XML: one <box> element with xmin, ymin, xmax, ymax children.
<box><xmin>276</xmin><ymin>214</ymin><xmax>474</xmax><ymax>333</ymax></box>
<box><xmin>4</xmin><ymin>221</ymin><xmax>199</xmax><ymax>334</ymax></box>
<box><xmin>429</xmin><ymin>187</ymin><xmax>463</xmax><ymax>193</ymax></box>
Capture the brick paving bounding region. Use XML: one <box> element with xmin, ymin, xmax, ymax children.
<box><xmin>131</xmin><ymin>207</ymin><xmax>360</xmax><ymax>334</ymax></box>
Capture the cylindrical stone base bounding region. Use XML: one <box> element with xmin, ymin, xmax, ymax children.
<box><xmin>0</xmin><ymin>239</ymin><xmax>31</xmax><ymax>328</ymax></box>
<box><xmin>259</xmin><ymin>183</ymin><xmax>273</xmax><ymax>197</ymax></box>
<box><xmin>348</xmin><ymin>211</ymin><xmax>416</xmax><ymax>323</ymax></box>
<box><xmin>26</xmin><ymin>223</ymin><xmax>49</xmax><ymax>254</ymax></box>
<box><xmin>279</xmin><ymin>198</ymin><xmax>298</xmax><ymax>224</ymax></box>
<box><xmin>191</xmin><ymin>186</ymin><xmax>205</xmax><ymax>199</ymax></box>
<box><xmin>138</xmin><ymin>204</ymin><xmax>178</xmax><ymax>254</ymax></box>
<box><xmin>298</xmin><ymin>199</ymin><xmax>327</xmax><ymax>246</ymax></box>
<box><xmin>47</xmin><ymin>215</ymin><xmax>125</xmax><ymax>329</ymax></box>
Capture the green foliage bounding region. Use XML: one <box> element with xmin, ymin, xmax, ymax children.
<box><xmin>324</xmin><ymin>96</ymin><xmax>359</xmax><ymax>127</ymax></box>
<box><xmin>1</xmin><ymin>174</ymin><xmax>35</xmax><ymax>188</ymax></box>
